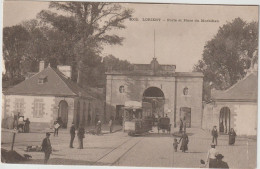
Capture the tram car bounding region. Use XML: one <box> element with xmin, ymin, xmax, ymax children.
<box><xmin>123</xmin><ymin>101</ymin><xmax>153</xmax><ymax>136</ymax></box>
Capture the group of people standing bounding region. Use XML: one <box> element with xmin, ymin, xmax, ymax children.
<box><xmin>211</xmin><ymin>125</ymin><xmax>237</xmax><ymax>146</ymax></box>
<box><xmin>13</xmin><ymin>113</ymin><xmax>31</xmax><ymax>133</ymax></box>
<box><xmin>42</xmin><ymin>117</ymin><xmax>114</xmax><ymax>164</ymax></box>
<box><xmin>173</xmin><ymin>120</ymin><xmax>236</xmax><ymax>168</ymax></box>
<box><xmin>203</xmin><ymin>125</ymin><xmax>237</xmax><ymax>168</ymax></box>
<box><xmin>173</xmin><ymin>131</ymin><xmax>189</xmax><ymax>153</ymax></box>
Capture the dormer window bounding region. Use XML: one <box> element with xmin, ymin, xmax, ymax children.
<box><xmin>38</xmin><ymin>75</ymin><xmax>47</xmax><ymax>84</ymax></box>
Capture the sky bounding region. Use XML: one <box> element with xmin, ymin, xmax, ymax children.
<box><xmin>2</xmin><ymin>1</ymin><xmax>259</xmax><ymax>72</ymax></box>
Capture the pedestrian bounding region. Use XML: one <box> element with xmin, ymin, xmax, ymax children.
<box><xmin>211</xmin><ymin>126</ymin><xmax>218</xmax><ymax>145</ymax></box>
<box><xmin>179</xmin><ymin>131</ymin><xmax>189</xmax><ymax>152</ymax></box>
<box><xmin>173</xmin><ymin>138</ymin><xmax>178</xmax><ymax>152</ymax></box>
<box><xmin>53</xmin><ymin>118</ymin><xmax>60</xmax><ymax>136</ymax></box>
<box><xmin>41</xmin><ymin>132</ymin><xmax>52</xmax><ymax>164</ymax></box>
<box><xmin>228</xmin><ymin>128</ymin><xmax>237</xmax><ymax>145</ymax></box>
<box><xmin>18</xmin><ymin>115</ymin><xmax>24</xmax><ymax>132</ymax></box>
<box><xmin>77</xmin><ymin>125</ymin><xmax>85</xmax><ymax>149</ymax></box>
<box><xmin>109</xmin><ymin>118</ymin><xmax>113</xmax><ymax>133</ymax></box>
<box><xmin>206</xmin><ymin>143</ymin><xmax>218</xmax><ymax>168</ymax></box>
<box><xmin>214</xmin><ymin>154</ymin><xmax>229</xmax><ymax>168</ymax></box>
<box><xmin>70</xmin><ymin>123</ymin><xmax>76</xmax><ymax>148</ymax></box>
<box><xmin>96</xmin><ymin>120</ymin><xmax>102</xmax><ymax>135</ymax></box>
<box><xmin>179</xmin><ymin>119</ymin><xmax>183</xmax><ymax>133</ymax></box>
<box><xmin>24</xmin><ymin>118</ymin><xmax>30</xmax><ymax>133</ymax></box>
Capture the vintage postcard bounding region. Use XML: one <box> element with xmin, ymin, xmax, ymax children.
<box><xmin>1</xmin><ymin>1</ymin><xmax>259</xmax><ymax>169</ymax></box>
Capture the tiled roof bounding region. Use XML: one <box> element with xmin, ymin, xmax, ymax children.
<box><xmin>211</xmin><ymin>72</ymin><xmax>257</xmax><ymax>102</ymax></box>
<box><xmin>4</xmin><ymin>66</ymin><xmax>94</xmax><ymax>99</ymax></box>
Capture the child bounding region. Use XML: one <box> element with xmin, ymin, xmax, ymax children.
<box><xmin>173</xmin><ymin>138</ymin><xmax>178</xmax><ymax>152</ymax></box>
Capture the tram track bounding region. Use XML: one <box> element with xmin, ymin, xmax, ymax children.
<box><xmin>93</xmin><ymin>136</ymin><xmax>144</xmax><ymax>165</ymax></box>
<box><xmin>111</xmin><ymin>137</ymin><xmax>144</xmax><ymax>166</ymax></box>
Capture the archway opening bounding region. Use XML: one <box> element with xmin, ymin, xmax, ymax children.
<box><xmin>219</xmin><ymin>107</ymin><xmax>231</xmax><ymax>134</ymax></box>
<box><xmin>58</xmin><ymin>100</ymin><xmax>68</xmax><ymax>128</ymax></box>
<box><xmin>142</xmin><ymin>87</ymin><xmax>165</xmax><ymax>118</ymax></box>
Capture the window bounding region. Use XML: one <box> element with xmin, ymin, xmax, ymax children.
<box><xmin>38</xmin><ymin>75</ymin><xmax>47</xmax><ymax>84</ymax></box>
<box><xmin>14</xmin><ymin>98</ymin><xmax>24</xmax><ymax>115</ymax></box>
<box><xmin>119</xmin><ymin>85</ymin><xmax>125</xmax><ymax>93</ymax></box>
<box><xmin>33</xmin><ymin>99</ymin><xmax>45</xmax><ymax>118</ymax></box>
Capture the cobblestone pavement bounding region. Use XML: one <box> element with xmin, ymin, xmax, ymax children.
<box><xmin>1</xmin><ymin>127</ymin><xmax>257</xmax><ymax>168</ymax></box>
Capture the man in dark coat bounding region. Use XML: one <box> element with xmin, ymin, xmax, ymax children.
<box><xmin>211</xmin><ymin>126</ymin><xmax>218</xmax><ymax>145</ymax></box>
<box><xmin>70</xmin><ymin>123</ymin><xmax>76</xmax><ymax>148</ymax></box>
<box><xmin>214</xmin><ymin>154</ymin><xmax>229</xmax><ymax>168</ymax></box>
<box><xmin>41</xmin><ymin>132</ymin><xmax>52</xmax><ymax>164</ymax></box>
<box><xmin>77</xmin><ymin>126</ymin><xmax>85</xmax><ymax>149</ymax></box>
<box><xmin>24</xmin><ymin>118</ymin><xmax>30</xmax><ymax>133</ymax></box>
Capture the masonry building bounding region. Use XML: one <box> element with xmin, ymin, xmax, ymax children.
<box><xmin>2</xmin><ymin>62</ymin><xmax>103</xmax><ymax>130</ymax></box>
<box><xmin>105</xmin><ymin>58</ymin><xmax>203</xmax><ymax>129</ymax></box>
<box><xmin>202</xmin><ymin>71</ymin><xmax>257</xmax><ymax>136</ymax></box>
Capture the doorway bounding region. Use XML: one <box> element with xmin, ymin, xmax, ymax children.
<box><xmin>180</xmin><ymin>107</ymin><xmax>191</xmax><ymax>128</ymax></box>
<box><xmin>116</xmin><ymin>105</ymin><xmax>124</xmax><ymax>125</ymax></box>
<box><xmin>58</xmin><ymin>100</ymin><xmax>68</xmax><ymax>128</ymax></box>
<box><xmin>142</xmin><ymin>87</ymin><xmax>165</xmax><ymax>117</ymax></box>
<box><xmin>219</xmin><ymin>107</ymin><xmax>230</xmax><ymax>134</ymax></box>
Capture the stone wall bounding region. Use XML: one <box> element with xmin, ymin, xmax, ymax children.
<box><xmin>4</xmin><ymin>95</ymin><xmax>56</xmax><ymax>128</ymax></box>
<box><xmin>202</xmin><ymin>101</ymin><xmax>257</xmax><ymax>136</ymax></box>
<box><xmin>175</xmin><ymin>76</ymin><xmax>203</xmax><ymax>128</ymax></box>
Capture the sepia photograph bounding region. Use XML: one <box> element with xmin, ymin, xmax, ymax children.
<box><xmin>1</xmin><ymin>1</ymin><xmax>259</xmax><ymax>169</ymax></box>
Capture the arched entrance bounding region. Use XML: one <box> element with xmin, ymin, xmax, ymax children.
<box><xmin>58</xmin><ymin>100</ymin><xmax>68</xmax><ymax>128</ymax></box>
<box><xmin>219</xmin><ymin>107</ymin><xmax>231</xmax><ymax>134</ymax></box>
<box><xmin>142</xmin><ymin>87</ymin><xmax>165</xmax><ymax>117</ymax></box>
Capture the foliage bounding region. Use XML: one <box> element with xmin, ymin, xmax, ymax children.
<box><xmin>3</xmin><ymin>25</ymin><xmax>30</xmax><ymax>79</ymax></box>
<box><xmin>193</xmin><ymin>18</ymin><xmax>258</xmax><ymax>100</ymax></box>
<box><xmin>3</xmin><ymin>2</ymin><xmax>133</xmax><ymax>89</ymax></box>
<box><xmin>103</xmin><ymin>55</ymin><xmax>134</xmax><ymax>72</ymax></box>
<box><xmin>37</xmin><ymin>2</ymin><xmax>133</xmax><ymax>86</ymax></box>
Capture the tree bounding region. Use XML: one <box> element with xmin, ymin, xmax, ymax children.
<box><xmin>193</xmin><ymin>18</ymin><xmax>258</xmax><ymax>100</ymax></box>
<box><xmin>3</xmin><ymin>25</ymin><xmax>30</xmax><ymax>79</ymax></box>
<box><xmin>37</xmin><ymin>2</ymin><xmax>133</xmax><ymax>86</ymax></box>
<box><xmin>103</xmin><ymin>54</ymin><xmax>133</xmax><ymax>72</ymax></box>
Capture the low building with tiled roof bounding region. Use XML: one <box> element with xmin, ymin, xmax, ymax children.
<box><xmin>202</xmin><ymin>71</ymin><xmax>258</xmax><ymax>136</ymax></box>
<box><xmin>2</xmin><ymin>62</ymin><xmax>103</xmax><ymax>130</ymax></box>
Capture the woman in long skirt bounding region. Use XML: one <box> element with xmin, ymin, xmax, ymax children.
<box><xmin>228</xmin><ymin>128</ymin><xmax>236</xmax><ymax>145</ymax></box>
<box><xmin>179</xmin><ymin>131</ymin><xmax>189</xmax><ymax>152</ymax></box>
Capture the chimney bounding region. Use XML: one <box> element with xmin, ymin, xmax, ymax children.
<box><xmin>39</xmin><ymin>61</ymin><xmax>45</xmax><ymax>72</ymax></box>
<box><xmin>57</xmin><ymin>65</ymin><xmax>72</xmax><ymax>79</ymax></box>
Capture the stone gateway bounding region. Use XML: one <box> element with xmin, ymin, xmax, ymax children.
<box><xmin>105</xmin><ymin>58</ymin><xmax>203</xmax><ymax>130</ymax></box>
